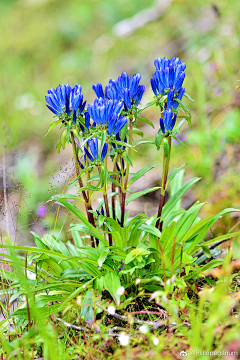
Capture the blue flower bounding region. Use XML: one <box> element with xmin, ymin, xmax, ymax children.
<box><xmin>80</xmin><ymin>112</ymin><xmax>91</xmax><ymax>133</ymax></box>
<box><xmin>45</xmin><ymin>84</ymin><xmax>71</xmax><ymax>116</ymax></box>
<box><xmin>112</xmin><ymin>133</ymin><xmax>127</xmax><ymax>151</ymax></box>
<box><xmin>92</xmin><ymin>73</ymin><xmax>145</xmax><ymax>111</ymax></box>
<box><xmin>87</xmin><ymin>98</ymin><xmax>127</xmax><ymax>135</ymax></box>
<box><xmin>92</xmin><ymin>83</ymin><xmax>107</xmax><ymax>100</ymax></box>
<box><xmin>46</xmin><ymin>84</ymin><xmax>86</xmax><ymax>123</ymax></box>
<box><xmin>84</xmin><ymin>138</ymin><xmax>108</xmax><ymax>163</ymax></box>
<box><xmin>151</xmin><ymin>57</ymin><xmax>186</xmax><ymax>106</ymax></box>
<box><xmin>106</xmin><ymin>72</ymin><xmax>145</xmax><ymax>110</ymax></box>
<box><xmin>160</xmin><ymin>109</ymin><xmax>177</xmax><ymax>134</ymax></box>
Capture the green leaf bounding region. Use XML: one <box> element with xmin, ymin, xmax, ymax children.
<box><xmin>136</xmin><ymin>116</ymin><xmax>154</xmax><ymax>129</ymax></box>
<box><xmin>161</xmin><ymin>177</ymin><xmax>201</xmax><ymax>221</ymax></box>
<box><xmin>138</xmin><ymin>99</ymin><xmax>157</xmax><ymax>113</ymax></box>
<box><xmin>88</xmin><ymin>174</ymin><xmax>100</xmax><ymax>182</ymax></box>
<box><xmin>172</xmin><ymin>135</ymin><xmax>186</xmax><ymax>147</ymax></box>
<box><xmin>59</xmin><ymin>269</ymin><xmax>90</xmax><ymax>281</ymax></box>
<box><xmin>176</xmin><ymin>116</ymin><xmax>191</xmax><ymax>128</ymax></box>
<box><xmin>104</xmin><ymin>272</ymin><xmax>121</xmax><ymax>305</ymax></box>
<box><xmin>126</xmin><ymin>187</ymin><xmax>160</xmax><ymax>206</ymax></box>
<box><xmin>101</xmin><ymin>130</ymin><xmax>107</xmax><ymax>150</ymax></box>
<box><xmin>133</xmin><ymin>129</ymin><xmax>144</xmax><ymax>137</ymax></box>
<box><xmin>52</xmin><ymin>196</ymin><xmax>105</xmax><ymax>244</ymax></box>
<box><xmin>139</xmin><ymin>224</ymin><xmax>161</xmax><ymax>238</ymax></box>
<box><xmin>127</xmin><ymin>164</ymin><xmax>158</xmax><ymax>188</ymax></box>
<box><xmin>174</xmin><ymin>99</ymin><xmax>191</xmax><ymax>126</ymax></box>
<box><xmin>77</xmin><ymin>185</ymin><xmax>103</xmax><ymax>193</ymax></box>
<box><xmin>183</xmin><ymin>92</ymin><xmax>194</xmax><ymax>102</ymax></box>
<box><xmin>97</xmin><ymin>248</ymin><xmax>109</xmax><ymax>268</ymax></box>
<box><xmin>111</xmin><ymin>231</ymin><xmax>124</xmax><ymax>250</ymax></box>
<box><xmin>10</xmin><ymin>304</ymin><xmax>60</xmax><ymax>320</ymax></box>
<box><xmin>160</xmin><ymin>221</ymin><xmax>177</xmax><ymax>252</ymax></box>
<box><xmin>67</xmin><ymin>121</ymin><xmax>71</xmax><ymax>143</ymax></box>
<box><xmin>61</xmin><ymin>129</ymin><xmax>67</xmax><ymax>149</ymax></box>
<box><xmin>112</xmin><ymin>140</ymin><xmax>133</xmax><ymax>148</ymax></box>
<box><xmin>134</xmin><ymin>140</ymin><xmax>155</xmax><ymax>147</ymax></box>
<box><xmin>167</xmin><ymin>164</ymin><xmax>186</xmax><ymax>188</ymax></box>
<box><xmin>122</xmin><ymin>153</ymin><xmax>133</xmax><ymax>167</ymax></box>
<box><xmin>184</xmin><ymin>259</ymin><xmax>223</xmax><ymax>280</ymax></box>
<box><xmin>186</xmin><ymin>208</ymin><xmax>240</xmax><ymax>255</ymax></box>
<box><xmin>163</xmin><ymin>138</ymin><xmax>169</xmax><ymax>157</ymax></box>
<box><xmin>49</xmin><ymin>193</ymin><xmax>84</xmax><ymax>202</ymax></box>
<box><xmin>56</xmin><ymin>142</ymin><xmax>62</xmax><ymax>154</ymax></box>
<box><xmin>45</xmin><ymin>119</ymin><xmax>62</xmax><ymax>137</ymax></box>
<box><xmin>120</xmin><ymin>122</ymin><xmax>128</xmax><ymax>141</ymax></box>
<box><xmin>202</xmin><ymin>246</ymin><xmax>212</xmax><ymax>258</ymax></box>
<box><xmin>155</xmin><ymin>132</ymin><xmax>164</xmax><ymax>150</ymax></box>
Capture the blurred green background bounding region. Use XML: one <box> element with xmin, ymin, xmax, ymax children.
<box><xmin>0</xmin><ymin>0</ymin><xmax>240</xmax><ymax>243</ymax></box>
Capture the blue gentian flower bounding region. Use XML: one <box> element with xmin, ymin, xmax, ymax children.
<box><xmin>92</xmin><ymin>83</ymin><xmax>107</xmax><ymax>100</ymax></box>
<box><xmin>87</xmin><ymin>98</ymin><xmax>127</xmax><ymax>135</ymax></box>
<box><xmin>84</xmin><ymin>138</ymin><xmax>108</xmax><ymax>163</ymax></box>
<box><xmin>112</xmin><ymin>133</ymin><xmax>127</xmax><ymax>151</ymax></box>
<box><xmin>46</xmin><ymin>84</ymin><xmax>86</xmax><ymax>124</ymax></box>
<box><xmin>93</xmin><ymin>73</ymin><xmax>145</xmax><ymax>111</ymax></box>
<box><xmin>45</xmin><ymin>84</ymin><xmax>71</xmax><ymax>116</ymax></box>
<box><xmin>160</xmin><ymin>109</ymin><xmax>177</xmax><ymax>134</ymax></box>
<box><xmin>151</xmin><ymin>57</ymin><xmax>186</xmax><ymax>110</ymax></box>
<box><xmin>106</xmin><ymin>72</ymin><xmax>145</xmax><ymax>110</ymax></box>
<box><xmin>80</xmin><ymin>111</ymin><xmax>91</xmax><ymax>133</ymax></box>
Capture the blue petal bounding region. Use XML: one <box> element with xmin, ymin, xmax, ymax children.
<box><xmin>167</xmin><ymin>89</ymin><xmax>174</xmax><ymax>109</ymax></box>
<box><xmin>101</xmin><ymin>143</ymin><xmax>108</xmax><ymax>161</ymax></box>
<box><xmin>151</xmin><ymin>78</ymin><xmax>158</xmax><ymax>96</ymax></box>
<box><xmin>175</xmin><ymin>72</ymin><xmax>185</xmax><ymax>92</ymax></box>
<box><xmin>134</xmin><ymin>85</ymin><xmax>145</xmax><ymax>106</ymax></box>
<box><xmin>78</xmin><ymin>159</ymin><xmax>84</xmax><ymax>170</ymax></box>
<box><xmin>84</xmin><ymin>147</ymin><xmax>94</xmax><ymax>162</ymax></box>
<box><xmin>46</xmin><ymin>104</ymin><xmax>60</xmax><ymax>116</ymax></box>
<box><xmin>78</xmin><ymin>100</ymin><xmax>86</xmax><ymax>114</ymax></box>
<box><xmin>113</xmin><ymin>116</ymin><xmax>127</xmax><ymax>136</ymax></box>
<box><xmin>122</xmin><ymin>89</ymin><xmax>131</xmax><ymax>110</ymax></box>
<box><xmin>160</xmin><ymin>117</ymin><xmax>165</xmax><ymax>134</ymax></box>
<box><xmin>88</xmin><ymin>138</ymin><xmax>98</xmax><ymax>160</ymax></box>
<box><xmin>85</xmin><ymin>112</ymin><xmax>90</xmax><ymax>129</ymax></box>
<box><xmin>130</xmin><ymin>73</ymin><xmax>141</xmax><ymax>98</ymax></box>
<box><xmin>163</xmin><ymin>109</ymin><xmax>173</xmax><ymax>131</ymax></box>
<box><xmin>170</xmin><ymin>114</ymin><xmax>177</xmax><ymax>131</ymax></box>
<box><xmin>73</xmin><ymin>110</ymin><xmax>77</xmax><ymax>124</ymax></box>
<box><xmin>92</xmin><ymin>83</ymin><xmax>105</xmax><ymax>99</ymax></box>
<box><xmin>108</xmin><ymin>113</ymin><xmax>118</xmax><ymax>135</ymax></box>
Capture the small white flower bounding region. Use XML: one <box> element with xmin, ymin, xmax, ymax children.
<box><xmin>116</xmin><ymin>286</ymin><xmax>125</xmax><ymax>296</ymax></box>
<box><xmin>118</xmin><ymin>333</ymin><xmax>129</xmax><ymax>346</ymax></box>
<box><xmin>153</xmin><ymin>337</ymin><xmax>159</xmax><ymax>346</ymax></box>
<box><xmin>107</xmin><ymin>306</ymin><xmax>116</xmax><ymax>315</ymax></box>
<box><xmin>135</xmin><ymin>278</ymin><xmax>141</xmax><ymax>285</ymax></box>
<box><xmin>82</xmin><ymin>284</ymin><xmax>86</xmax><ymax>288</ymax></box>
<box><xmin>139</xmin><ymin>324</ymin><xmax>148</xmax><ymax>334</ymax></box>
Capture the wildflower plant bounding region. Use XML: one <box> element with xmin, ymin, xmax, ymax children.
<box><xmin>1</xmin><ymin>56</ymin><xmax>240</xmax><ymax>327</ymax></box>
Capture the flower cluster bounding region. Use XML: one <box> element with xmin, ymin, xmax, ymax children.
<box><xmin>160</xmin><ymin>109</ymin><xmax>177</xmax><ymax>134</ymax></box>
<box><xmin>45</xmin><ymin>84</ymin><xmax>86</xmax><ymax>124</ymax></box>
<box><xmin>87</xmin><ymin>98</ymin><xmax>126</xmax><ymax>135</ymax></box>
<box><xmin>150</xmin><ymin>56</ymin><xmax>186</xmax><ymax>134</ymax></box>
<box><xmin>93</xmin><ymin>72</ymin><xmax>145</xmax><ymax>111</ymax></box>
<box><xmin>84</xmin><ymin>138</ymin><xmax>108</xmax><ymax>164</ymax></box>
<box><xmin>45</xmin><ymin>56</ymin><xmax>188</xmax><ymax>166</ymax></box>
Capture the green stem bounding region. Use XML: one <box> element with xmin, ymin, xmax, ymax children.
<box><xmin>111</xmin><ymin>154</ymin><xmax>118</xmax><ymax>221</ymax></box>
<box><xmin>70</xmin><ymin>131</ymin><xmax>96</xmax><ymax>248</ymax></box>
<box><xmin>98</xmin><ymin>163</ymin><xmax>112</xmax><ymax>247</ymax></box>
<box><xmin>121</xmin><ymin>116</ymin><xmax>134</xmax><ymax>227</ymax></box>
<box><xmin>179</xmin><ymin>244</ymin><xmax>183</xmax><ymax>279</ymax></box>
<box><xmin>156</xmin><ymin>136</ymin><xmax>172</xmax><ymax>231</ymax></box>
